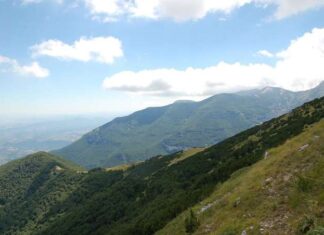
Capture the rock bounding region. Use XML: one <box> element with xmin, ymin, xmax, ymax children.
<box><xmin>264</xmin><ymin>177</ymin><xmax>273</xmax><ymax>185</ymax></box>
<box><xmin>53</xmin><ymin>165</ymin><xmax>63</xmax><ymax>173</ymax></box>
<box><xmin>298</xmin><ymin>144</ymin><xmax>309</xmax><ymax>152</ymax></box>
<box><xmin>241</xmin><ymin>229</ymin><xmax>247</xmax><ymax>235</ymax></box>
<box><xmin>200</xmin><ymin>203</ymin><xmax>213</xmax><ymax>213</ymax></box>
<box><xmin>283</xmin><ymin>174</ymin><xmax>291</xmax><ymax>182</ymax></box>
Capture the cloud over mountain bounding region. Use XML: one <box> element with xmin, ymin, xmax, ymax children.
<box><xmin>103</xmin><ymin>28</ymin><xmax>324</xmax><ymax>100</ymax></box>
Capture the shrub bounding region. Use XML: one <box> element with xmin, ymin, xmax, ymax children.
<box><xmin>297</xmin><ymin>215</ymin><xmax>315</xmax><ymax>234</ymax></box>
<box><xmin>184</xmin><ymin>209</ymin><xmax>199</xmax><ymax>234</ymax></box>
<box><xmin>307</xmin><ymin>226</ymin><xmax>324</xmax><ymax>235</ymax></box>
<box><xmin>296</xmin><ymin>175</ymin><xmax>313</xmax><ymax>193</ymax></box>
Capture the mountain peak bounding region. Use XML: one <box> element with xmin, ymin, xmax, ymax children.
<box><xmin>260</xmin><ymin>86</ymin><xmax>281</xmax><ymax>93</ymax></box>
<box><xmin>173</xmin><ymin>100</ymin><xmax>195</xmax><ymax>104</ymax></box>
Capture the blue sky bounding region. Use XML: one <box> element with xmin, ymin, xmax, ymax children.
<box><xmin>1</xmin><ymin>0</ymin><xmax>324</xmax><ymax>118</ymax></box>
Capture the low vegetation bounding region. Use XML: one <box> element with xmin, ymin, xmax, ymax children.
<box><xmin>157</xmin><ymin>119</ymin><xmax>324</xmax><ymax>234</ymax></box>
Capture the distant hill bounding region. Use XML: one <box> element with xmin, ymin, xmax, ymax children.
<box><xmin>54</xmin><ymin>82</ymin><xmax>324</xmax><ymax>168</ymax></box>
<box><xmin>0</xmin><ymin>97</ymin><xmax>323</xmax><ymax>235</ymax></box>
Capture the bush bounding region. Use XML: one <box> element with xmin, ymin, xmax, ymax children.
<box><xmin>297</xmin><ymin>215</ymin><xmax>315</xmax><ymax>234</ymax></box>
<box><xmin>184</xmin><ymin>209</ymin><xmax>199</xmax><ymax>234</ymax></box>
<box><xmin>296</xmin><ymin>175</ymin><xmax>313</xmax><ymax>193</ymax></box>
<box><xmin>307</xmin><ymin>227</ymin><xmax>324</xmax><ymax>235</ymax></box>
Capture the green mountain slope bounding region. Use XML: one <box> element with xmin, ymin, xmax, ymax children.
<box><xmin>0</xmin><ymin>97</ymin><xmax>323</xmax><ymax>235</ymax></box>
<box><xmin>54</xmin><ymin>82</ymin><xmax>324</xmax><ymax>168</ymax></box>
<box><xmin>157</xmin><ymin>119</ymin><xmax>324</xmax><ymax>235</ymax></box>
<box><xmin>0</xmin><ymin>152</ymin><xmax>84</xmax><ymax>234</ymax></box>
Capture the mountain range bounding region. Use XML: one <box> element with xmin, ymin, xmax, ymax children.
<box><xmin>54</xmin><ymin>82</ymin><xmax>324</xmax><ymax>168</ymax></box>
<box><xmin>0</xmin><ymin>96</ymin><xmax>323</xmax><ymax>234</ymax></box>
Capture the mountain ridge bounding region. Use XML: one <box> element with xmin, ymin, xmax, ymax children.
<box><xmin>54</xmin><ymin>82</ymin><xmax>324</xmax><ymax>168</ymax></box>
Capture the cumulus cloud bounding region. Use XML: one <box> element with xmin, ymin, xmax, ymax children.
<box><xmin>83</xmin><ymin>0</ymin><xmax>324</xmax><ymax>22</ymax></box>
<box><xmin>20</xmin><ymin>62</ymin><xmax>50</xmax><ymax>78</ymax></box>
<box><xmin>103</xmin><ymin>28</ymin><xmax>324</xmax><ymax>100</ymax></box>
<box><xmin>19</xmin><ymin>0</ymin><xmax>324</xmax><ymax>21</ymax></box>
<box><xmin>272</xmin><ymin>27</ymin><xmax>324</xmax><ymax>90</ymax></box>
<box><xmin>265</xmin><ymin>0</ymin><xmax>324</xmax><ymax>20</ymax></box>
<box><xmin>103</xmin><ymin>64</ymin><xmax>273</xmax><ymax>99</ymax></box>
<box><xmin>31</xmin><ymin>37</ymin><xmax>123</xmax><ymax>64</ymax></box>
<box><xmin>0</xmin><ymin>55</ymin><xmax>49</xmax><ymax>78</ymax></box>
<box><xmin>83</xmin><ymin>0</ymin><xmax>251</xmax><ymax>22</ymax></box>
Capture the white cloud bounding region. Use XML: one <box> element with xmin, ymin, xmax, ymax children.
<box><xmin>272</xmin><ymin>27</ymin><xmax>324</xmax><ymax>90</ymax></box>
<box><xmin>103</xmin><ymin>28</ymin><xmax>324</xmax><ymax>100</ymax></box>
<box><xmin>263</xmin><ymin>0</ymin><xmax>324</xmax><ymax>20</ymax></box>
<box><xmin>257</xmin><ymin>50</ymin><xmax>274</xmax><ymax>58</ymax></box>
<box><xmin>19</xmin><ymin>0</ymin><xmax>324</xmax><ymax>21</ymax></box>
<box><xmin>82</xmin><ymin>0</ymin><xmax>324</xmax><ymax>22</ymax></box>
<box><xmin>19</xmin><ymin>62</ymin><xmax>50</xmax><ymax>78</ymax></box>
<box><xmin>31</xmin><ymin>37</ymin><xmax>123</xmax><ymax>64</ymax></box>
<box><xmin>0</xmin><ymin>55</ymin><xmax>49</xmax><ymax>78</ymax></box>
<box><xmin>83</xmin><ymin>0</ymin><xmax>252</xmax><ymax>22</ymax></box>
<box><xmin>103</xmin><ymin>64</ymin><xmax>273</xmax><ymax>99</ymax></box>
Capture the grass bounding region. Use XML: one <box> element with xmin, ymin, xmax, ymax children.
<box><xmin>106</xmin><ymin>164</ymin><xmax>133</xmax><ymax>172</ymax></box>
<box><xmin>168</xmin><ymin>148</ymin><xmax>206</xmax><ymax>166</ymax></box>
<box><xmin>156</xmin><ymin>119</ymin><xmax>324</xmax><ymax>235</ymax></box>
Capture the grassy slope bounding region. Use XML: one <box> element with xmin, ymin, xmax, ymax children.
<box><xmin>168</xmin><ymin>148</ymin><xmax>206</xmax><ymax>166</ymax></box>
<box><xmin>103</xmin><ymin>146</ymin><xmax>205</xmax><ymax>171</ymax></box>
<box><xmin>157</xmin><ymin>120</ymin><xmax>324</xmax><ymax>235</ymax></box>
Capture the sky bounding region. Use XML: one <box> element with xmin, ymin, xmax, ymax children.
<box><xmin>1</xmin><ymin>0</ymin><xmax>324</xmax><ymax>119</ymax></box>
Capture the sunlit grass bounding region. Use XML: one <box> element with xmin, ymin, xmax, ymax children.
<box><xmin>157</xmin><ymin>120</ymin><xmax>324</xmax><ymax>235</ymax></box>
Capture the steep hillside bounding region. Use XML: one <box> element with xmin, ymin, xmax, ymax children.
<box><xmin>54</xmin><ymin>82</ymin><xmax>324</xmax><ymax>168</ymax></box>
<box><xmin>0</xmin><ymin>152</ymin><xmax>83</xmax><ymax>234</ymax></box>
<box><xmin>0</xmin><ymin>97</ymin><xmax>322</xmax><ymax>235</ymax></box>
<box><xmin>157</xmin><ymin>120</ymin><xmax>324</xmax><ymax>235</ymax></box>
